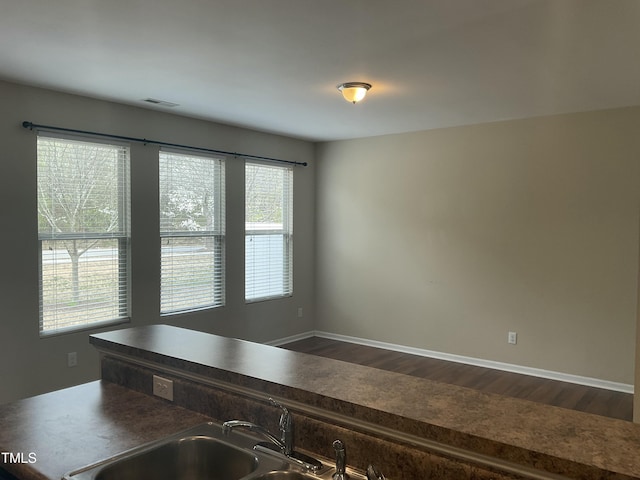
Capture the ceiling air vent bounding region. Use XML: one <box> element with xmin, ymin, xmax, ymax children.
<box><xmin>142</xmin><ymin>98</ymin><xmax>179</xmax><ymax>107</ymax></box>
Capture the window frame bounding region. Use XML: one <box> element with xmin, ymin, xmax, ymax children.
<box><xmin>159</xmin><ymin>149</ymin><xmax>226</xmax><ymax>315</ymax></box>
<box><xmin>245</xmin><ymin>161</ymin><xmax>293</xmax><ymax>302</ymax></box>
<box><xmin>36</xmin><ymin>133</ymin><xmax>131</xmax><ymax>336</ymax></box>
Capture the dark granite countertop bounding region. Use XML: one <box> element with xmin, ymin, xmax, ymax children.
<box><xmin>0</xmin><ymin>380</ymin><xmax>209</xmax><ymax>480</ymax></box>
<box><xmin>3</xmin><ymin>325</ymin><xmax>640</xmax><ymax>479</ymax></box>
<box><xmin>89</xmin><ymin>324</ymin><xmax>640</xmax><ymax>479</ymax></box>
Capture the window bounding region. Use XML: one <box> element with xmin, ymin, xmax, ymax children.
<box><xmin>159</xmin><ymin>150</ymin><xmax>225</xmax><ymax>314</ymax></box>
<box><xmin>245</xmin><ymin>162</ymin><xmax>293</xmax><ymax>301</ymax></box>
<box><xmin>37</xmin><ymin>135</ymin><xmax>130</xmax><ymax>335</ymax></box>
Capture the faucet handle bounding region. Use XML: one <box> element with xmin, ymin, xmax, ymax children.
<box><xmin>268</xmin><ymin>398</ymin><xmax>292</xmax><ymax>429</ymax></box>
<box><xmin>269</xmin><ymin>398</ymin><xmax>290</xmax><ymax>417</ymax></box>
<box><xmin>268</xmin><ymin>398</ymin><xmax>293</xmax><ymax>455</ymax></box>
<box><xmin>366</xmin><ymin>465</ymin><xmax>386</xmax><ymax>480</ymax></box>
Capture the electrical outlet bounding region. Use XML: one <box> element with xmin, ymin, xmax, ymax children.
<box><xmin>67</xmin><ymin>352</ymin><xmax>77</xmax><ymax>367</ymax></box>
<box><xmin>153</xmin><ymin>375</ymin><xmax>174</xmax><ymax>401</ymax></box>
<box><xmin>297</xmin><ymin>307</ymin><xmax>303</xmax><ymax>318</ymax></box>
<box><xmin>508</xmin><ymin>331</ymin><xmax>517</xmax><ymax>345</ymax></box>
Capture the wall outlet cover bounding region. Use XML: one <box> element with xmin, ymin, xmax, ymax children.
<box><xmin>153</xmin><ymin>375</ymin><xmax>174</xmax><ymax>401</ymax></box>
<box><xmin>67</xmin><ymin>352</ymin><xmax>77</xmax><ymax>367</ymax></box>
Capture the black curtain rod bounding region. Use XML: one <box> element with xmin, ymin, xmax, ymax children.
<box><xmin>22</xmin><ymin>121</ymin><xmax>308</xmax><ymax>167</ymax></box>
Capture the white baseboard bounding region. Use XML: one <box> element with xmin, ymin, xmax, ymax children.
<box><xmin>265</xmin><ymin>331</ymin><xmax>315</xmax><ymax>347</ymax></box>
<box><xmin>269</xmin><ymin>330</ymin><xmax>634</xmax><ymax>394</ymax></box>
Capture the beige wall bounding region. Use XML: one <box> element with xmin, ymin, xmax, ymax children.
<box><xmin>316</xmin><ymin>107</ymin><xmax>640</xmax><ymax>384</ymax></box>
<box><xmin>0</xmin><ymin>80</ymin><xmax>316</xmax><ymax>404</ymax></box>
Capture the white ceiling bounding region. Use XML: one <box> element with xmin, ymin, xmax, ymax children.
<box><xmin>1</xmin><ymin>0</ymin><xmax>639</xmax><ymax>142</ymax></box>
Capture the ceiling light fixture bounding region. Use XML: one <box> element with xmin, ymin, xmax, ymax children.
<box><xmin>337</xmin><ymin>82</ymin><xmax>372</xmax><ymax>104</ymax></box>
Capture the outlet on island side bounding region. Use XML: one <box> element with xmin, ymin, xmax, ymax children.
<box><xmin>153</xmin><ymin>375</ymin><xmax>174</xmax><ymax>401</ymax></box>
<box><xmin>508</xmin><ymin>331</ymin><xmax>517</xmax><ymax>345</ymax></box>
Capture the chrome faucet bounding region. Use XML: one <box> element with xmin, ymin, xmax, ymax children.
<box><xmin>222</xmin><ymin>397</ymin><xmax>323</xmax><ymax>472</ymax></box>
<box><xmin>222</xmin><ymin>398</ymin><xmax>293</xmax><ymax>455</ymax></box>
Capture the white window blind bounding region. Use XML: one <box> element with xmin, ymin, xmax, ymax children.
<box><xmin>37</xmin><ymin>135</ymin><xmax>130</xmax><ymax>335</ymax></box>
<box><xmin>245</xmin><ymin>162</ymin><xmax>293</xmax><ymax>301</ymax></box>
<box><xmin>159</xmin><ymin>150</ymin><xmax>225</xmax><ymax>314</ymax></box>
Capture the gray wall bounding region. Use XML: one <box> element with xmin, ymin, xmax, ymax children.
<box><xmin>0</xmin><ymin>80</ymin><xmax>316</xmax><ymax>404</ymax></box>
<box><xmin>315</xmin><ymin>107</ymin><xmax>640</xmax><ymax>385</ymax></box>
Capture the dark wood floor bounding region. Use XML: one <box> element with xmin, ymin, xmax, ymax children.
<box><xmin>280</xmin><ymin>336</ymin><xmax>633</xmax><ymax>422</ymax></box>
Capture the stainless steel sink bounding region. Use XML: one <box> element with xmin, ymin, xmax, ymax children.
<box><xmin>94</xmin><ymin>436</ymin><xmax>257</xmax><ymax>480</ymax></box>
<box><xmin>63</xmin><ymin>422</ymin><xmax>365</xmax><ymax>480</ymax></box>
<box><xmin>63</xmin><ymin>423</ymin><xmax>286</xmax><ymax>480</ymax></box>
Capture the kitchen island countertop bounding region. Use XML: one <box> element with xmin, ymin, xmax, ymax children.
<box><xmin>90</xmin><ymin>325</ymin><xmax>640</xmax><ymax>479</ymax></box>
<box><xmin>3</xmin><ymin>324</ymin><xmax>640</xmax><ymax>479</ymax></box>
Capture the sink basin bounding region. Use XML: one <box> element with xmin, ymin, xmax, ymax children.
<box><xmin>94</xmin><ymin>435</ymin><xmax>257</xmax><ymax>480</ymax></box>
<box><xmin>63</xmin><ymin>422</ymin><xmax>360</xmax><ymax>480</ymax></box>
<box><xmin>63</xmin><ymin>423</ymin><xmax>286</xmax><ymax>480</ymax></box>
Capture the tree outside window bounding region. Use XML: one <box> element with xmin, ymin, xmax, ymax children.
<box><xmin>37</xmin><ymin>135</ymin><xmax>130</xmax><ymax>334</ymax></box>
